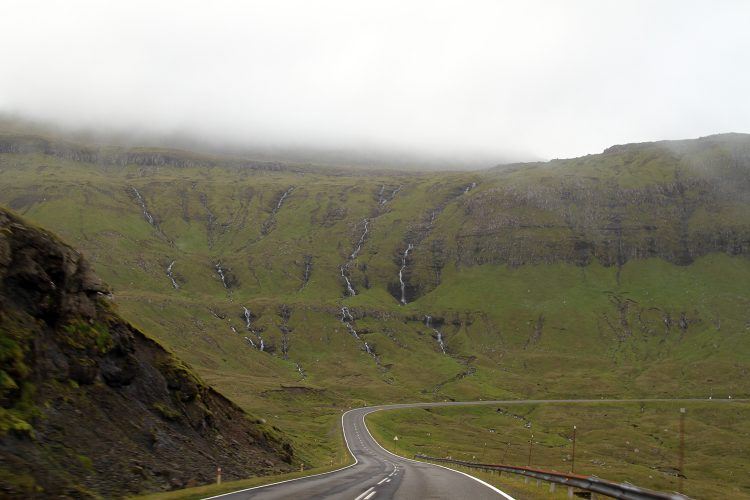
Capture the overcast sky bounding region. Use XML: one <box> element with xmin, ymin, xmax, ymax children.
<box><xmin>1</xmin><ymin>0</ymin><xmax>749</xmax><ymax>163</ymax></box>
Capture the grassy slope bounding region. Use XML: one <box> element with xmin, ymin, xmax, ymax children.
<box><xmin>366</xmin><ymin>402</ymin><xmax>750</xmax><ymax>498</ymax></box>
<box><xmin>0</xmin><ymin>133</ymin><xmax>748</xmax><ymax>484</ymax></box>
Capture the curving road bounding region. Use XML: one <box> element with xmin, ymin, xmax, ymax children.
<box><xmin>208</xmin><ymin>398</ymin><xmax>733</xmax><ymax>500</ymax></box>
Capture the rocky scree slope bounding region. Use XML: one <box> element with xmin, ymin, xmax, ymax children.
<box><xmin>0</xmin><ymin>208</ymin><xmax>293</xmax><ymax>497</ymax></box>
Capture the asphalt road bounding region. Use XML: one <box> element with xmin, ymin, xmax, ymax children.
<box><xmin>209</xmin><ymin>398</ymin><xmax>734</xmax><ymax>500</ymax></box>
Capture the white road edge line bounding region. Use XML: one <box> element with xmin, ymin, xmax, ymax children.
<box><xmin>203</xmin><ymin>409</ymin><xmax>359</xmax><ymax>499</ymax></box>
<box><xmin>359</xmin><ymin>411</ymin><xmax>516</xmax><ymax>500</ymax></box>
<box><xmin>377</xmin><ymin>477</ymin><xmax>388</xmax><ymax>485</ymax></box>
<box><xmin>364</xmin><ymin>491</ymin><xmax>376</xmax><ymax>500</ymax></box>
<box><xmin>354</xmin><ymin>486</ymin><xmax>375</xmax><ymax>500</ymax></box>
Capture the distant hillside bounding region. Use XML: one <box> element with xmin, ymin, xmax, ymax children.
<box><xmin>0</xmin><ymin>209</ymin><xmax>293</xmax><ymax>497</ymax></box>
<box><xmin>0</xmin><ymin>129</ymin><xmax>748</xmax><ymax>481</ymax></box>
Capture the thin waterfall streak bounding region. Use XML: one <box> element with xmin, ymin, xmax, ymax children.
<box><xmin>243</xmin><ymin>306</ymin><xmax>252</xmax><ymax>330</ymax></box>
<box><xmin>131</xmin><ymin>187</ymin><xmax>155</xmax><ymax>225</ymax></box>
<box><xmin>399</xmin><ymin>243</ymin><xmax>414</xmax><ymax>305</ymax></box>
<box><xmin>350</xmin><ymin>218</ymin><xmax>369</xmax><ymax>259</ymax></box>
<box><xmin>341</xmin><ymin>265</ymin><xmax>356</xmax><ymax>296</ymax></box>
<box><xmin>216</xmin><ymin>262</ymin><xmax>228</xmax><ymax>289</ymax></box>
<box><xmin>273</xmin><ymin>187</ymin><xmax>294</xmax><ymax>214</ymax></box>
<box><xmin>425</xmin><ymin>315</ymin><xmax>446</xmax><ymax>354</ymax></box>
<box><xmin>166</xmin><ymin>260</ymin><xmax>179</xmax><ymax>289</ymax></box>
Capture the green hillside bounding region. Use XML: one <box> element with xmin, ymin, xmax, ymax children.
<box><xmin>1</xmin><ymin>131</ymin><xmax>748</xmax><ymax>469</ymax></box>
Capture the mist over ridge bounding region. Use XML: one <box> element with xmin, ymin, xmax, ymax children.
<box><xmin>2</xmin><ymin>1</ymin><xmax>749</xmax><ymax>165</ymax></box>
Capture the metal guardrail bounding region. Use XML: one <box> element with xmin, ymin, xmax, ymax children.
<box><xmin>414</xmin><ymin>454</ymin><xmax>688</xmax><ymax>499</ymax></box>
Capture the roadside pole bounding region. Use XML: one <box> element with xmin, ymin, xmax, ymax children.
<box><xmin>527</xmin><ymin>433</ymin><xmax>534</xmax><ymax>467</ymax></box>
<box><xmin>499</xmin><ymin>441</ymin><xmax>511</xmax><ymax>477</ymax></box>
<box><xmin>571</xmin><ymin>425</ymin><xmax>577</xmax><ymax>473</ymax></box>
<box><xmin>679</xmin><ymin>408</ymin><xmax>686</xmax><ymax>494</ymax></box>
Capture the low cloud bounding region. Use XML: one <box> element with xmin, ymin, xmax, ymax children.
<box><xmin>1</xmin><ymin>0</ymin><xmax>749</xmax><ymax>164</ymax></box>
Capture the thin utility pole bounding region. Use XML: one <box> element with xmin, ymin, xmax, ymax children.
<box><xmin>527</xmin><ymin>433</ymin><xmax>534</xmax><ymax>467</ymax></box>
<box><xmin>571</xmin><ymin>425</ymin><xmax>577</xmax><ymax>473</ymax></box>
<box><xmin>679</xmin><ymin>408</ymin><xmax>686</xmax><ymax>493</ymax></box>
<box><xmin>498</xmin><ymin>441</ymin><xmax>511</xmax><ymax>477</ymax></box>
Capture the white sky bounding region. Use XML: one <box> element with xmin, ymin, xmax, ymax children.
<box><xmin>1</xmin><ymin>0</ymin><xmax>749</xmax><ymax>161</ymax></box>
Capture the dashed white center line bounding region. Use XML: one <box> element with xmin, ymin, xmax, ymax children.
<box><xmin>354</xmin><ymin>487</ymin><xmax>374</xmax><ymax>500</ymax></box>
<box><xmin>377</xmin><ymin>478</ymin><xmax>387</xmax><ymax>485</ymax></box>
<box><xmin>364</xmin><ymin>491</ymin><xmax>376</xmax><ymax>500</ymax></box>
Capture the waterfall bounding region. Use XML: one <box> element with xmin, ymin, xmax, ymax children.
<box><xmin>345</xmin><ymin>322</ymin><xmax>360</xmax><ymax>340</ymax></box>
<box><xmin>463</xmin><ymin>182</ymin><xmax>477</xmax><ymax>194</ymax></box>
<box><xmin>243</xmin><ymin>306</ymin><xmax>252</xmax><ymax>329</ymax></box>
<box><xmin>273</xmin><ymin>187</ymin><xmax>294</xmax><ymax>214</ymax></box>
<box><xmin>340</xmin><ymin>265</ymin><xmax>356</xmax><ymax>296</ymax></box>
<box><xmin>230</xmin><ymin>325</ymin><xmax>237</xmax><ymax>334</ymax></box>
<box><xmin>296</xmin><ymin>363</ymin><xmax>306</xmax><ymax>378</ymax></box>
<box><xmin>339</xmin><ymin>218</ymin><xmax>370</xmax><ymax>296</ymax></box>
<box><xmin>378</xmin><ymin>185</ymin><xmax>402</xmax><ymax>206</ymax></box>
<box><xmin>362</xmin><ymin>341</ymin><xmax>379</xmax><ymax>361</ymax></box>
<box><xmin>215</xmin><ymin>262</ymin><xmax>229</xmax><ymax>289</ymax></box>
<box><xmin>240</xmin><ymin>306</ymin><xmax>265</xmax><ymax>350</ymax></box>
<box><xmin>350</xmin><ymin>218</ymin><xmax>369</xmax><ymax>259</ymax></box>
<box><xmin>341</xmin><ymin>306</ymin><xmax>354</xmax><ymax>322</ymax></box>
<box><xmin>131</xmin><ymin>187</ymin><xmax>155</xmax><ymax>225</ymax></box>
<box><xmin>436</xmin><ymin>330</ymin><xmax>446</xmax><ymax>354</ymax></box>
<box><xmin>399</xmin><ymin>243</ymin><xmax>414</xmax><ymax>305</ymax></box>
<box><xmin>425</xmin><ymin>315</ymin><xmax>446</xmax><ymax>354</ymax></box>
<box><xmin>166</xmin><ymin>260</ymin><xmax>179</xmax><ymax>289</ymax></box>
<box><xmin>336</xmin><ymin>308</ymin><xmax>381</xmax><ymax>364</ymax></box>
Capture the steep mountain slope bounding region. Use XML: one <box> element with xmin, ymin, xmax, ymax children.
<box><xmin>0</xmin><ymin>131</ymin><xmax>748</xmax><ymax>470</ymax></box>
<box><xmin>0</xmin><ymin>209</ymin><xmax>293</xmax><ymax>497</ymax></box>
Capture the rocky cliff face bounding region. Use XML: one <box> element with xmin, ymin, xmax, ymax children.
<box><xmin>408</xmin><ymin>134</ymin><xmax>750</xmax><ymax>298</ymax></box>
<box><xmin>0</xmin><ymin>209</ymin><xmax>293</xmax><ymax>497</ymax></box>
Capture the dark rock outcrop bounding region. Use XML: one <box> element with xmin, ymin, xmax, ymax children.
<box><xmin>0</xmin><ymin>209</ymin><xmax>293</xmax><ymax>498</ymax></box>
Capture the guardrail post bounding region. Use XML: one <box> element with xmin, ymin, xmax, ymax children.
<box><xmin>550</xmin><ymin>482</ymin><xmax>556</xmax><ymax>493</ymax></box>
<box><xmin>568</xmin><ymin>486</ymin><xmax>573</xmax><ymax>498</ymax></box>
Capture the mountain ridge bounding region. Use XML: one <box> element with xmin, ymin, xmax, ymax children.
<box><xmin>0</xmin><ymin>129</ymin><xmax>748</xmax><ymax>492</ymax></box>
